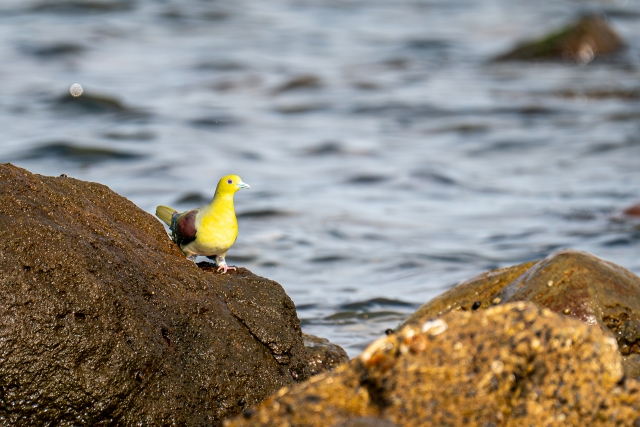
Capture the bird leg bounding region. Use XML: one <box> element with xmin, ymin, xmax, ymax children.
<box><xmin>186</xmin><ymin>254</ymin><xmax>197</xmax><ymax>263</ymax></box>
<box><xmin>215</xmin><ymin>255</ymin><xmax>236</xmax><ymax>274</ymax></box>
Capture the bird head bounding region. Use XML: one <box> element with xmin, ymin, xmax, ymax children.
<box><xmin>216</xmin><ymin>174</ymin><xmax>250</xmax><ymax>196</ymax></box>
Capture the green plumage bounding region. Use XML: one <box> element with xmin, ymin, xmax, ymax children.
<box><xmin>156</xmin><ymin>205</ymin><xmax>175</xmax><ymax>226</ymax></box>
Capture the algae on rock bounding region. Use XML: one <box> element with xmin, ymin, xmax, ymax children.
<box><xmin>494</xmin><ymin>14</ymin><xmax>624</xmax><ymax>63</ymax></box>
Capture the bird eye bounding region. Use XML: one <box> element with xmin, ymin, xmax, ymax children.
<box><xmin>227</xmin><ymin>179</ymin><xmax>233</xmax><ymax>184</ymax></box>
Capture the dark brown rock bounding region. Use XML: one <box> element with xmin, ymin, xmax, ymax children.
<box><xmin>402</xmin><ymin>248</ymin><xmax>640</xmax><ymax>378</ymax></box>
<box><xmin>224</xmin><ymin>303</ymin><xmax>640</xmax><ymax>426</ymax></box>
<box><xmin>0</xmin><ymin>163</ymin><xmax>309</xmax><ymax>426</ymax></box>
<box><xmin>623</xmin><ymin>203</ymin><xmax>640</xmax><ymax>217</ymax></box>
<box><xmin>494</xmin><ymin>14</ymin><xmax>624</xmax><ymax>63</ymax></box>
<box><xmin>303</xmin><ymin>333</ymin><xmax>350</xmax><ymax>375</ymax></box>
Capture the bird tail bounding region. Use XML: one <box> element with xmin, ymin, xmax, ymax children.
<box><xmin>155</xmin><ymin>205</ymin><xmax>176</xmax><ymax>226</ymax></box>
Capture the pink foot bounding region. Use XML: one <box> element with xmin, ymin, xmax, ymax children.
<box><xmin>216</xmin><ymin>261</ymin><xmax>236</xmax><ymax>274</ymax></box>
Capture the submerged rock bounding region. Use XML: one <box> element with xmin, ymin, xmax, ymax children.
<box><xmin>0</xmin><ymin>163</ymin><xmax>309</xmax><ymax>426</ymax></box>
<box><xmin>224</xmin><ymin>303</ymin><xmax>640</xmax><ymax>426</ymax></box>
<box><xmin>402</xmin><ymin>249</ymin><xmax>640</xmax><ymax>378</ymax></box>
<box><xmin>494</xmin><ymin>14</ymin><xmax>624</xmax><ymax>63</ymax></box>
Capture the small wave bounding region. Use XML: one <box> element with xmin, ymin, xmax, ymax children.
<box><xmin>411</xmin><ymin>170</ymin><xmax>457</xmax><ymax>185</ymax></box>
<box><xmin>345</xmin><ymin>174</ymin><xmax>389</xmax><ymax>184</ymax></box>
<box><xmin>30</xmin><ymin>0</ymin><xmax>135</xmax><ymax>14</ymax></box>
<box><xmin>16</xmin><ymin>142</ymin><xmax>144</xmax><ymax>163</ymax></box>
<box><xmin>338</xmin><ymin>298</ymin><xmax>419</xmax><ymax>310</ymax></box>
<box><xmin>175</xmin><ymin>193</ymin><xmax>209</xmax><ymax>205</ymax></box>
<box><xmin>237</xmin><ymin>209</ymin><xmax>294</xmax><ymax>219</ymax></box>
<box><xmin>309</xmin><ymin>255</ymin><xmax>349</xmax><ymax>263</ymax></box>
<box><xmin>324</xmin><ymin>310</ymin><xmax>406</xmax><ymax>322</ymax></box>
<box><xmin>188</xmin><ymin>116</ymin><xmax>238</xmax><ymax>128</ymax></box>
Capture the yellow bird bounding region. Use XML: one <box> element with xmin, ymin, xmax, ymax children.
<box><xmin>155</xmin><ymin>174</ymin><xmax>250</xmax><ymax>273</ymax></box>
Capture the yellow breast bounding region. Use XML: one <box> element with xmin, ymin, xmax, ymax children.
<box><xmin>196</xmin><ymin>208</ymin><xmax>238</xmax><ymax>252</ymax></box>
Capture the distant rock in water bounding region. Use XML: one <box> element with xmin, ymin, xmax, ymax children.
<box><xmin>494</xmin><ymin>14</ymin><xmax>624</xmax><ymax>63</ymax></box>
<box><xmin>402</xmin><ymin>249</ymin><xmax>640</xmax><ymax>378</ymax></box>
<box><xmin>224</xmin><ymin>303</ymin><xmax>640</xmax><ymax>426</ymax></box>
<box><xmin>0</xmin><ymin>164</ymin><xmax>310</xmax><ymax>425</ymax></box>
<box><xmin>624</xmin><ymin>203</ymin><xmax>640</xmax><ymax>217</ymax></box>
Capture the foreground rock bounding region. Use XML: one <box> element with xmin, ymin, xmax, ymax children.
<box><xmin>0</xmin><ymin>164</ymin><xmax>309</xmax><ymax>425</ymax></box>
<box><xmin>224</xmin><ymin>303</ymin><xmax>640</xmax><ymax>426</ymax></box>
<box><xmin>402</xmin><ymin>249</ymin><xmax>640</xmax><ymax>378</ymax></box>
<box><xmin>494</xmin><ymin>14</ymin><xmax>624</xmax><ymax>63</ymax></box>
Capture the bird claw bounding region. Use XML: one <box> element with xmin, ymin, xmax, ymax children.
<box><xmin>216</xmin><ymin>262</ymin><xmax>236</xmax><ymax>274</ymax></box>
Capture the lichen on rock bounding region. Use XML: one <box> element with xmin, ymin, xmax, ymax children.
<box><xmin>224</xmin><ymin>303</ymin><xmax>640</xmax><ymax>427</ymax></box>
<box><xmin>494</xmin><ymin>14</ymin><xmax>624</xmax><ymax>63</ymax></box>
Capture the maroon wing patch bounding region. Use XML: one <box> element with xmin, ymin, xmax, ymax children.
<box><xmin>171</xmin><ymin>209</ymin><xmax>198</xmax><ymax>246</ymax></box>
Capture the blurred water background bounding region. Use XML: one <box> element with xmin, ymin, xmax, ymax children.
<box><xmin>1</xmin><ymin>0</ymin><xmax>639</xmax><ymax>356</ymax></box>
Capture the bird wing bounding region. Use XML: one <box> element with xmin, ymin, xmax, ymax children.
<box><xmin>171</xmin><ymin>209</ymin><xmax>199</xmax><ymax>247</ymax></box>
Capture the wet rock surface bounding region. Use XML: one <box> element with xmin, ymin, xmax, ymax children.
<box><xmin>402</xmin><ymin>249</ymin><xmax>640</xmax><ymax>378</ymax></box>
<box><xmin>494</xmin><ymin>14</ymin><xmax>624</xmax><ymax>63</ymax></box>
<box><xmin>0</xmin><ymin>163</ymin><xmax>309</xmax><ymax>426</ymax></box>
<box><xmin>303</xmin><ymin>333</ymin><xmax>350</xmax><ymax>376</ymax></box>
<box><xmin>224</xmin><ymin>303</ymin><xmax>640</xmax><ymax>426</ymax></box>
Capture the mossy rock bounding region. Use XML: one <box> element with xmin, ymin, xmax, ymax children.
<box><xmin>494</xmin><ymin>14</ymin><xmax>624</xmax><ymax>63</ymax></box>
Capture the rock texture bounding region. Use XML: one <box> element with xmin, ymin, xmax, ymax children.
<box><xmin>401</xmin><ymin>249</ymin><xmax>640</xmax><ymax>378</ymax></box>
<box><xmin>494</xmin><ymin>15</ymin><xmax>624</xmax><ymax>63</ymax></box>
<box><xmin>303</xmin><ymin>333</ymin><xmax>350</xmax><ymax>376</ymax></box>
<box><xmin>0</xmin><ymin>163</ymin><xmax>309</xmax><ymax>426</ymax></box>
<box><xmin>224</xmin><ymin>303</ymin><xmax>640</xmax><ymax>426</ymax></box>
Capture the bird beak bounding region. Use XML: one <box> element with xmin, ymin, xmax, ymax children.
<box><xmin>237</xmin><ymin>181</ymin><xmax>250</xmax><ymax>190</ymax></box>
